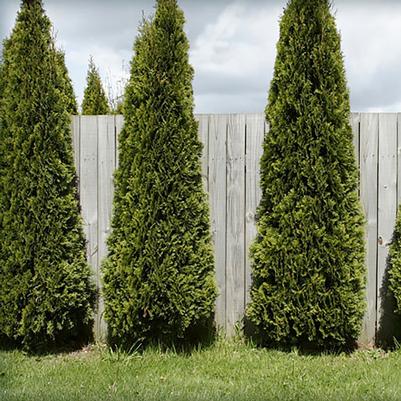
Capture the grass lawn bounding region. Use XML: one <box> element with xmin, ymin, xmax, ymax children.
<box><xmin>1</xmin><ymin>338</ymin><xmax>401</xmax><ymax>401</ymax></box>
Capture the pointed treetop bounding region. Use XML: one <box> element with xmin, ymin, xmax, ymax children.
<box><xmin>156</xmin><ymin>0</ymin><xmax>178</xmax><ymax>7</ymax></box>
<box><xmin>154</xmin><ymin>0</ymin><xmax>183</xmax><ymax>25</ymax></box>
<box><xmin>55</xmin><ymin>48</ymin><xmax>78</xmax><ymax>114</ymax></box>
<box><xmin>286</xmin><ymin>0</ymin><xmax>330</xmax><ymax>8</ymax></box>
<box><xmin>22</xmin><ymin>0</ymin><xmax>42</xmax><ymax>7</ymax></box>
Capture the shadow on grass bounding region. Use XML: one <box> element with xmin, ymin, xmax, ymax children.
<box><xmin>107</xmin><ymin>315</ymin><xmax>218</xmax><ymax>355</ymax></box>
<box><xmin>243</xmin><ymin>315</ymin><xmax>359</xmax><ymax>356</ymax></box>
<box><xmin>0</xmin><ymin>319</ymin><xmax>94</xmax><ymax>356</ymax></box>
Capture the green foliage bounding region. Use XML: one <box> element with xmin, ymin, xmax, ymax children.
<box><xmin>81</xmin><ymin>57</ymin><xmax>109</xmax><ymax>115</ymax></box>
<box><xmin>246</xmin><ymin>0</ymin><xmax>366</xmax><ymax>350</ymax></box>
<box><xmin>103</xmin><ymin>0</ymin><xmax>217</xmax><ymax>348</ymax></box>
<box><xmin>113</xmin><ymin>99</ymin><xmax>124</xmax><ymax>115</ymax></box>
<box><xmin>0</xmin><ymin>0</ymin><xmax>95</xmax><ymax>351</ymax></box>
<box><xmin>389</xmin><ymin>207</ymin><xmax>401</xmax><ymax>314</ymax></box>
<box><xmin>55</xmin><ymin>49</ymin><xmax>78</xmax><ymax>114</ymax></box>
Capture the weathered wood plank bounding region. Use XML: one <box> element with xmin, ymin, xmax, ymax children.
<box><xmin>245</xmin><ymin>113</ymin><xmax>265</xmax><ymax>306</ymax></box>
<box><xmin>226</xmin><ymin>114</ymin><xmax>246</xmax><ymax>335</ymax></box>
<box><xmin>96</xmin><ymin>115</ymin><xmax>116</xmax><ymax>340</ymax></box>
<box><xmin>208</xmin><ymin>114</ymin><xmax>227</xmax><ymax>331</ymax></box>
<box><xmin>376</xmin><ymin>113</ymin><xmax>398</xmax><ymax>345</ymax></box>
<box><xmin>359</xmin><ymin>113</ymin><xmax>379</xmax><ymax>346</ymax></box>
<box><xmin>394</xmin><ymin>113</ymin><xmax>401</xmax><ymax>342</ymax></box>
<box><xmin>397</xmin><ymin>113</ymin><xmax>401</xmax><ymax>205</ymax></box>
<box><xmin>79</xmin><ymin>116</ymin><xmax>99</xmax><ymax>336</ymax></box>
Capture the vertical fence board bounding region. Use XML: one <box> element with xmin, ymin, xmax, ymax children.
<box><xmin>196</xmin><ymin>115</ymin><xmax>209</xmax><ymax>191</ymax></box>
<box><xmin>376</xmin><ymin>113</ymin><xmax>398</xmax><ymax>344</ymax></box>
<box><xmin>226</xmin><ymin>114</ymin><xmax>246</xmax><ymax>334</ymax></box>
<box><xmin>245</xmin><ymin>114</ymin><xmax>265</xmax><ymax>305</ymax></box>
<box><xmin>395</xmin><ymin>114</ymin><xmax>401</xmax><ymax>343</ymax></box>
<box><xmin>359</xmin><ymin>113</ymin><xmax>379</xmax><ymax>346</ymax></box>
<box><xmin>79</xmin><ymin>116</ymin><xmax>99</xmax><ymax>336</ymax></box>
<box><xmin>97</xmin><ymin>115</ymin><xmax>116</xmax><ymax>339</ymax></box>
<box><xmin>398</xmin><ymin>114</ymin><xmax>401</xmax><ymax>205</ymax></box>
<box><xmin>209</xmin><ymin>114</ymin><xmax>227</xmax><ymax>330</ymax></box>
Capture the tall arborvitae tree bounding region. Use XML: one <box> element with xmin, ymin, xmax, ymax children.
<box><xmin>55</xmin><ymin>49</ymin><xmax>78</xmax><ymax>114</ymax></box>
<box><xmin>0</xmin><ymin>0</ymin><xmax>95</xmax><ymax>351</ymax></box>
<box><xmin>81</xmin><ymin>57</ymin><xmax>109</xmax><ymax>115</ymax></box>
<box><xmin>103</xmin><ymin>0</ymin><xmax>217</xmax><ymax>348</ymax></box>
<box><xmin>246</xmin><ymin>0</ymin><xmax>365</xmax><ymax>350</ymax></box>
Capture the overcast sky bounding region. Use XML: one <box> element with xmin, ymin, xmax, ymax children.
<box><xmin>1</xmin><ymin>0</ymin><xmax>401</xmax><ymax>113</ymax></box>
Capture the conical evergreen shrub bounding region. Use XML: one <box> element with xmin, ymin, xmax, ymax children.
<box><xmin>0</xmin><ymin>0</ymin><xmax>95</xmax><ymax>351</ymax></box>
<box><xmin>246</xmin><ymin>0</ymin><xmax>366</xmax><ymax>350</ymax></box>
<box><xmin>81</xmin><ymin>57</ymin><xmax>109</xmax><ymax>115</ymax></box>
<box><xmin>55</xmin><ymin>49</ymin><xmax>78</xmax><ymax>114</ymax></box>
<box><xmin>103</xmin><ymin>0</ymin><xmax>217</xmax><ymax>348</ymax></box>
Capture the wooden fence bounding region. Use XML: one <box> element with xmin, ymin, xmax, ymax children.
<box><xmin>71</xmin><ymin>113</ymin><xmax>401</xmax><ymax>346</ymax></box>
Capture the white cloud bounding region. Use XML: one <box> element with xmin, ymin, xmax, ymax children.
<box><xmin>192</xmin><ymin>0</ymin><xmax>401</xmax><ymax>112</ymax></box>
<box><xmin>2</xmin><ymin>0</ymin><xmax>401</xmax><ymax>113</ymax></box>
<box><xmin>336</xmin><ymin>2</ymin><xmax>401</xmax><ymax>110</ymax></box>
<box><xmin>192</xmin><ymin>3</ymin><xmax>280</xmax><ymax>75</ymax></box>
<box><xmin>191</xmin><ymin>2</ymin><xmax>282</xmax><ymax>112</ymax></box>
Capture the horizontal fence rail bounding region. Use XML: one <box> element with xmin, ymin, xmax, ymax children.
<box><xmin>71</xmin><ymin>113</ymin><xmax>401</xmax><ymax>346</ymax></box>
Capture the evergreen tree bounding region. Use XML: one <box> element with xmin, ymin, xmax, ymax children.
<box><xmin>81</xmin><ymin>57</ymin><xmax>109</xmax><ymax>115</ymax></box>
<box><xmin>246</xmin><ymin>0</ymin><xmax>365</xmax><ymax>350</ymax></box>
<box><xmin>55</xmin><ymin>49</ymin><xmax>78</xmax><ymax>114</ymax></box>
<box><xmin>103</xmin><ymin>0</ymin><xmax>217</xmax><ymax>348</ymax></box>
<box><xmin>0</xmin><ymin>0</ymin><xmax>95</xmax><ymax>351</ymax></box>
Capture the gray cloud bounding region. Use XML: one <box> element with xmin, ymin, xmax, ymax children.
<box><xmin>1</xmin><ymin>0</ymin><xmax>401</xmax><ymax>113</ymax></box>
